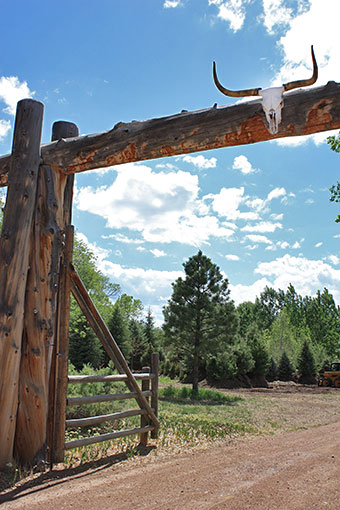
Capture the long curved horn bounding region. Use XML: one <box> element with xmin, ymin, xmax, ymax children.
<box><xmin>213</xmin><ymin>61</ymin><xmax>262</xmax><ymax>97</ymax></box>
<box><xmin>283</xmin><ymin>45</ymin><xmax>318</xmax><ymax>92</ymax></box>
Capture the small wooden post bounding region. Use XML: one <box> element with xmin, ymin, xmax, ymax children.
<box><xmin>49</xmin><ymin>121</ymin><xmax>78</xmax><ymax>465</ymax></box>
<box><xmin>0</xmin><ymin>99</ymin><xmax>44</xmax><ymax>468</ymax></box>
<box><xmin>51</xmin><ymin>225</ymin><xmax>74</xmax><ymax>463</ymax></box>
<box><xmin>151</xmin><ymin>353</ymin><xmax>159</xmax><ymax>439</ymax></box>
<box><xmin>140</xmin><ymin>367</ymin><xmax>150</xmax><ymax>446</ymax></box>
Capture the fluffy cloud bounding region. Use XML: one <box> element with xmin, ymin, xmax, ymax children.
<box><xmin>76</xmin><ymin>163</ymin><xmax>235</xmax><ymax>246</ymax></box>
<box><xmin>232</xmin><ymin>155</ymin><xmax>258</xmax><ymax>175</ymax></box>
<box><xmin>0</xmin><ymin>76</ymin><xmax>34</xmax><ymax>115</ymax></box>
<box><xmin>150</xmin><ymin>249</ymin><xmax>167</xmax><ymax>257</ymax></box>
<box><xmin>245</xmin><ymin>234</ymin><xmax>273</xmax><ymax>245</ymax></box>
<box><xmin>209</xmin><ymin>0</ymin><xmax>250</xmax><ymax>31</ymax></box>
<box><xmin>225</xmin><ymin>254</ymin><xmax>240</xmax><ymax>261</ymax></box>
<box><xmin>241</xmin><ymin>221</ymin><xmax>282</xmax><ymax>233</ymax></box>
<box><xmin>182</xmin><ymin>155</ymin><xmax>217</xmax><ymax>169</ymax></box>
<box><xmin>163</xmin><ymin>0</ymin><xmax>181</xmax><ymax>7</ymax></box>
<box><xmin>267</xmin><ymin>0</ymin><xmax>340</xmax><ymax>146</ymax></box>
<box><xmin>255</xmin><ymin>253</ymin><xmax>340</xmax><ymax>304</ymax></box>
<box><xmin>230</xmin><ymin>277</ymin><xmax>272</xmax><ymax>305</ymax></box>
<box><xmin>0</xmin><ymin>119</ymin><xmax>11</xmax><ymax>141</ymax></box>
<box><xmin>100</xmin><ymin>259</ymin><xmax>183</xmax><ymax>297</ymax></box>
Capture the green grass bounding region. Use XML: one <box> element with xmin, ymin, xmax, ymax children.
<box><xmin>62</xmin><ymin>369</ymin><xmax>340</xmax><ymax>469</ymax></box>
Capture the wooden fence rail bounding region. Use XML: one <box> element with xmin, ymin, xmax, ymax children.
<box><xmin>65</xmin><ymin>360</ymin><xmax>158</xmax><ymax>451</ymax></box>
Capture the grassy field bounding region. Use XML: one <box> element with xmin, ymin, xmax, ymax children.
<box><xmin>63</xmin><ymin>377</ymin><xmax>340</xmax><ymax>468</ymax></box>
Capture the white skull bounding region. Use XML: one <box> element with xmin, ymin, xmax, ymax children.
<box><xmin>259</xmin><ymin>86</ymin><xmax>284</xmax><ymax>135</ymax></box>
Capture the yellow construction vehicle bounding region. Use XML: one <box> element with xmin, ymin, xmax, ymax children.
<box><xmin>318</xmin><ymin>362</ymin><xmax>340</xmax><ymax>387</ymax></box>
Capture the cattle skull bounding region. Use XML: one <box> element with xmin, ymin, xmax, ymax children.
<box><xmin>213</xmin><ymin>46</ymin><xmax>318</xmax><ymax>135</ymax></box>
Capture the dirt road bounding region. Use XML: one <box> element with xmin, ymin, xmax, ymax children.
<box><xmin>2</xmin><ymin>421</ymin><xmax>340</xmax><ymax>510</ymax></box>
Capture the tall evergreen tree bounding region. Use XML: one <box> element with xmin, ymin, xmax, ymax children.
<box><xmin>297</xmin><ymin>340</ymin><xmax>316</xmax><ymax>383</ymax></box>
<box><xmin>163</xmin><ymin>250</ymin><xmax>238</xmax><ymax>392</ymax></box>
<box><xmin>278</xmin><ymin>351</ymin><xmax>294</xmax><ymax>381</ymax></box>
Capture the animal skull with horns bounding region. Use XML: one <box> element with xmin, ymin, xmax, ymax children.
<box><xmin>213</xmin><ymin>46</ymin><xmax>318</xmax><ymax>135</ymax></box>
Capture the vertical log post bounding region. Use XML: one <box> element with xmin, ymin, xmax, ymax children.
<box><xmin>0</xmin><ymin>99</ymin><xmax>44</xmax><ymax>468</ymax></box>
<box><xmin>51</xmin><ymin>224</ymin><xmax>74</xmax><ymax>464</ymax></box>
<box><xmin>140</xmin><ymin>367</ymin><xmax>150</xmax><ymax>446</ymax></box>
<box><xmin>151</xmin><ymin>353</ymin><xmax>159</xmax><ymax>439</ymax></box>
<box><xmin>50</xmin><ymin>121</ymin><xmax>78</xmax><ymax>465</ymax></box>
<box><xmin>14</xmin><ymin>120</ymin><xmax>78</xmax><ymax>466</ymax></box>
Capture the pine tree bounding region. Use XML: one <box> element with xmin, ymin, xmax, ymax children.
<box><xmin>278</xmin><ymin>351</ymin><xmax>294</xmax><ymax>381</ymax></box>
<box><xmin>266</xmin><ymin>357</ymin><xmax>277</xmax><ymax>382</ymax></box>
<box><xmin>297</xmin><ymin>340</ymin><xmax>316</xmax><ymax>383</ymax></box>
<box><xmin>163</xmin><ymin>250</ymin><xmax>238</xmax><ymax>392</ymax></box>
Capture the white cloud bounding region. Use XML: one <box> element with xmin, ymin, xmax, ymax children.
<box><xmin>101</xmin><ymin>233</ymin><xmax>144</xmax><ymax>244</ymax></box>
<box><xmin>266</xmin><ymin>0</ymin><xmax>340</xmax><ymax>146</ymax></box>
<box><xmin>182</xmin><ymin>155</ymin><xmax>217</xmax><ymax>169</ymax></box>
<box><xmin>225</xmin><ymin>254</ymin><xmax>240</xmax><ymax>261</ymax></box>
<box><xmin>230</xmin><ymin>277</ymin><xmax>272</xmax><ymax>305</ymax></box>
<box><xmin>245</xmin><ymin>234</ymin><xmax>273</xmax><ymax>245</ymax></box>
<box><xmin>76</xmin><ymin>233</ymin><xmax>111</xmax><ymax>263</ymax></box>
<box><xmin>100</xmin><ymin>259</ymin><xmax>183</xmax><ymax>297</ymax></box>
<box><xmin>261</xmin><ymin>0</ymin><xmax>294</xmax><ymax>35</ymax></box>
<box><xmin>0</xmin><ymin>76</ymin><xmax>35</xmax><ymax>115</ymax></box>
<box><xmin>232</xmin><ymin>155</ymin><xmax>258</xmax><ymax>175</ymax></box>
<box><xmin>255</xmin><ymin>253</ymin><xmax>340</xmax><ymax>303</ymax></box>
<box><xmin>164</xmin><ymin>0</ymin><xmax>181</xmax><ymax>7</ymax></box>
<box><xmin>76</xmin><ymin>163</ymin><xmax>234</xmax><ymax>247</ymax></box>
<box><xmin>241</xmin><ymin>221</ymin><xmax>282</xmax><ymax>233</ymax></box>
<box><xmin>0</xmin><ymin>119</ymin><xmax>11</xmax><ymax>141</ymax></box>
<box><xmin>315</xmin><ymin>241</ymin><xmax>323</xmax><ymax>248</ymax></box>
<box><xmin>327</xmin><ymin>255</ymin><xmax>340</xmax><ymax>265</ymax></box>
<box><xmin>267</xmin><ymin>187</ymin><xmax>286</xmax><ymax>201</ymax></box>
<box><xmin>150</xmin><ymin>249</ymin><xmax>167</xmax><ymax>257</ymax></box>
<box><xmin>209</xmin><ymin>0</ymin><xmax>249</xmax><ymax>32</ymax></box>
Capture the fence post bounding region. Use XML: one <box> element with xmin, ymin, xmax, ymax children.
<box><xmin>140</xmin><ymin>367</ymin><xmax>150</xmax><ymax>446</ymax></box>
<box><xmin>0</xmin><ymin>99</ymin><xmax>44</xmax><ymax>468</ymax></box>
<box><xmin>151</xmin><ymin>353</ymin><xmax>159</xmax><ymax>439</ymax></box>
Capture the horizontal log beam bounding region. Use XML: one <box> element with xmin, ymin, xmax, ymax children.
<box><xmin>0</xmin><ymin>81</ymin><xmax>340</xmax><ymax>186</ymax></box>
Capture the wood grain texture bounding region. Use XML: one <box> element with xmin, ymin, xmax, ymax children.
<box><xmin>0</xmin><ymin>83</ymin><xmax>339</xmax><ymax>185</ymax></box>
<box><xmin>0</xmin><ymin>99</ymin><xmax>43</xmax><ymax>468</ymax></box>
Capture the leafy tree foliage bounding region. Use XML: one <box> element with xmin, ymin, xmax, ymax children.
<box><xmin>328</xmin><ymin>133</ymin><xmax>340</xmax><ymax>222</ymax></box>
<box><xmin>246</xmin><ymin>325</ymin><xmax>269</xmax><ymax>377</ymax></box>
<box><xmin>69</xmin><ymin>236</ymin><xmax>120</xmax><ymax>369</ymax></box>
<box><xmin>163</xmin><ymin>250</ymin><xmax>238</xmax><ymax>392</ymax></box>
<box><xmin>254</xmin><ymin>286</ymin><xmax>284</xmax><ymax>331</ymax></box>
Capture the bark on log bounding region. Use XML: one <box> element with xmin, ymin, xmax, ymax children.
<box><xmin>0</xmin><ymin>99</ymin><xmax>43</xmax><ymax>468</ymax></box>
<box><xmin>14</xmin><ymin>123</ymin><xmax>77</xmax><ymax>466</ymax></box>
<box><xmin>0</xmin><ymin>81</ymin><xmax>339</xmax><ymax>184</ymax></box>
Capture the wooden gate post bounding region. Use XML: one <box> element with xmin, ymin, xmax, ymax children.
<box><xmin>13</xmin><ymin>120</ymin><xmax>78</xmax><ymax>466</ymax></box>
<box><xmin>0</xmin><ymin>99</ymin><xmax>44</xmax><ymax>468</ymax></box>
<box><xmin>151</xmin><ymin>353</ymin><xmax>159</xmax><ymax>439</ymax></box>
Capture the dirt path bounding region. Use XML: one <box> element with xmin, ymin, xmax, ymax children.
<box><xmin>2</xmin><ymin>421</ymin><xmax>340</xmax><ymax>510</ymax></box>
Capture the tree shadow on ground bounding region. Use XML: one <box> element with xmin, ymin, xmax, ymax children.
<box><xmin>0</xmin><ymin>444</ymin><xmax>155</xmax><ymax>503</ymax></box>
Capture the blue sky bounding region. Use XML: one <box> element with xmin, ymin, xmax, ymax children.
<box><xmin>1</xmin><ymin>0</ymin><xmax>340</xmax><ymax>324</ymax></box>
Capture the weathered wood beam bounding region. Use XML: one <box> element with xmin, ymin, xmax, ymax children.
<box><xmin>0</xmin><ymin>81</ymin><xmax>339</xmax><ymax>185</ymax></box>
<box><xmin>0</xmin><ymin>99</ymin><xmax>43</xmax><ymax>468</ymax></box>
